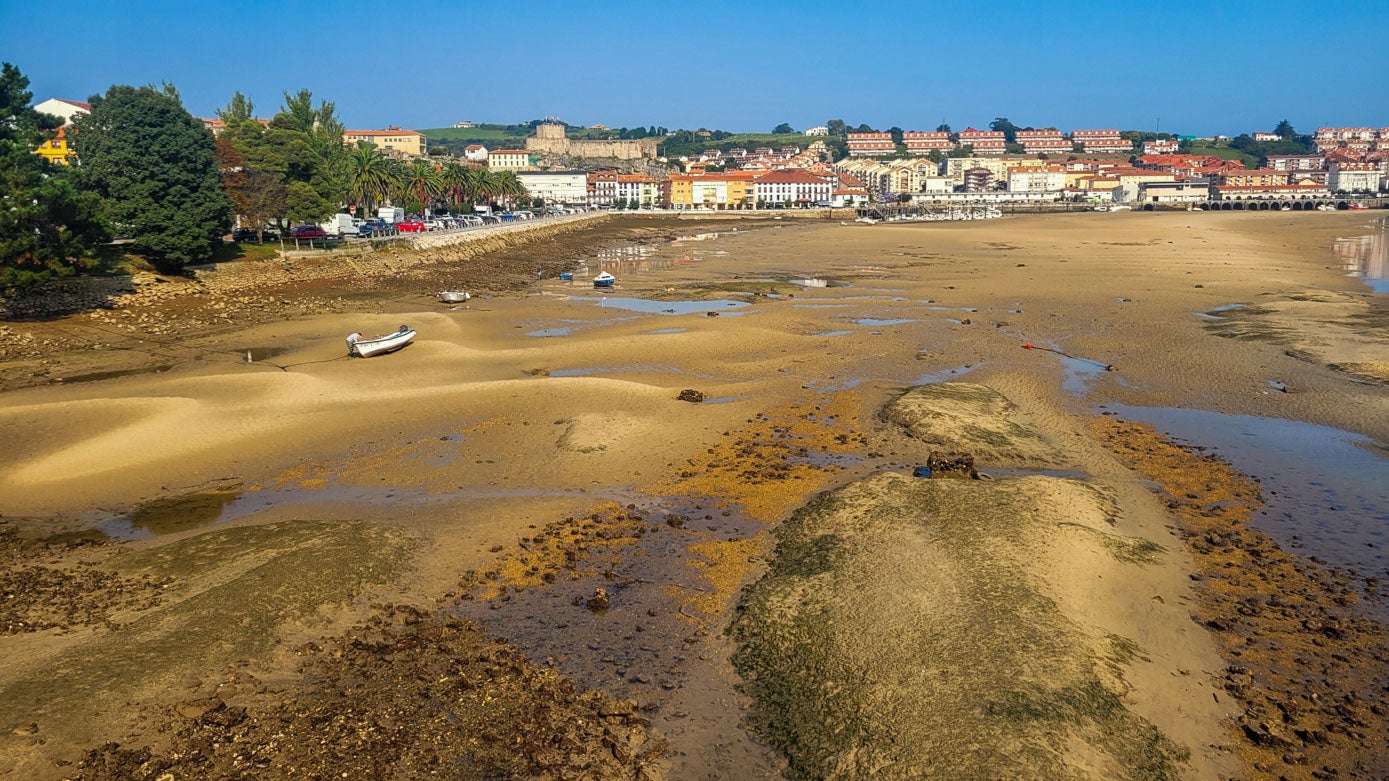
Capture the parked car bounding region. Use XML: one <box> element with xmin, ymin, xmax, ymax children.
<box><xmin>232</xmin><ymin>228</ymin><xmax>277</xmax><ymax>242</ymax></box>
<box><xmin>361</xmin><ymin>218</ymin><xmax>394</xmax><ymax>236</ymax></box>
<box><xmin>396</xmin><ymin>219</ymin><xmax>427</xmax><ymax>233</ymax></box>
<box><xmin>289</xmin><ymin>225</ymin><xmax>328</xmax><ymax>240</ymax></box>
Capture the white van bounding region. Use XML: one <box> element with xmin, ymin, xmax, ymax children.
<box><xmin>319</xmin><ymin>213</ymin><xmax>359</xmax><ymax>237</ymax></box>
<box><xmin>378</xmin><ymin>206</ymin><xmax>405</xmax><ymax>224</ymax></box>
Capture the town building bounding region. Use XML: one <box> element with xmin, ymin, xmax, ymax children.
<box><xmin>453</xmin><ymin>121</ymin><xmax>475</xmax><ymax>128</ymax></box>
<box><xmin>847</xmin><ymin>132</ymin><xmax>896</xmax><ymax>156</ymax></box>
<box><xmin>1143</xmin><ymin>138</ymin><xmax>1180</xmax><ymax>155</ymax></box>
<box><xmin>463</xmin><ymin>144</ymin><xmax>489</xmax><ymax>162</ymax></box>
<box><xmin>664</xmin><ymin>172</ymin><xmax>759</xmax><ymax>210</ymax></box>
<box><xmin>804</xmin><ymin>126</ymin><xmax>829</xmax><ymax>136</ymax></box>
<box><xmin>344</xmin><ymin>127</ymin><xmax>426</xmax><ymax>156</ymax></box>
<box><xmin>33</xmin><ymin>97</ymin><xmax>90</xmax><ymax>126</ymax></box>
<box><xmin>902</xmin><ymin>131</ymin><xmax>954</xmax><ymax>153</ymax></box>
<box><xmin>515</xmin><ymin>170</ymin><xmax>588</xmax><ymax>205</ymax></box>
<box><xmin>944</xmin><ymin>156</ymin><xmax>1005</xmax><ymax>186</ymax></box>
<box><xmin>32</xmin><ymin>98</ymin><xmax>91</xmax><ymax>165</ymax></box>
<box><xmin>957</xmin><ymin>128</ymin><xmax>1006</xmax><ymax>154</ymax></box>
<box><xmin>963</xmin><ymin>167</ymin><xmax>995</xmax><ymax>192</ymax></box>
<box><xmin>1006</xmin><ymin>164</ymin><xmax>1066</xmax><ymax>192</ymax></box>
<box><xmin>1328</xmin><ymin>162</ymin><xmax>1383</xmax><ymax>193</ymax></box>
<box><xmin>1215</xmin><ymin>169</ymin><xmax>1290</xmax><ymax>187</ymax></box>
<box><xmin>487</xmin><ymin>149</ymin><xmax>533</xmax><ymax>170</ymax></box>
<box><xmin>1265</xmin><ymin>154</ymin><xmax>1326</xmax><ymax>172</ymax></box>
<box><xmin>588</xmin><ymin>172</ymin><xmax>662</xmax><ymax>207</ymax></box>
<box><xmin>1136</xmin><ymin>180</ymin><xmax>1211</xmax><ymax>205</ymax></box>
<box><xmin>1109</xmin><ymin>168</ymin><xmax>1177</xmax><ymax>201</ymax></box>
<box><xmin>35</xmin><ymin>126</ymin><xmax>77</xmax><ymax>165</ymax></box>
<box><xmin>1253</xmin><ymin>131</ymin><xmax>1282</xmax><ymax>142</ymax></box>
<box><xmin>1072</xmin><ymin>130</ymin><xmax>1132</xmax><ymax>154</ymax></box>
<box><xmin>1015</xmin><ymin>129</ymin><xmax>1070</xmax><ymax>155</ymax></box>
<box><xmin>832</xmin><ymin>173</ymin><xmax>869</xmax><ymax>207</ymax></box>
<box><xmin>754</xmin><ymin>169</ymin><xmax>833</xmax><ymax>207</ymax></box>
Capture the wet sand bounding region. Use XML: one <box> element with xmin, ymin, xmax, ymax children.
<box><xmin>0</xmin><ymin>211</ymin><xmax>1385</xmax><ymax>779</ymax></box>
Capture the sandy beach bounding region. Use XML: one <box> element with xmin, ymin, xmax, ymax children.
<box><xmin>0</xmin><ymin>211</ymin><xmax>1385</xmax><ymax>779</ymax></box>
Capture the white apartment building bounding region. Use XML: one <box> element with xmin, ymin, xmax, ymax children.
<box><xmin>1006</xmin><ymin>166</ymin><xmax>1066</xmax><ymax>192</ymax></box>
<box><xmin>754</xmin><ymin>169</ymin><xmax>833</xmax><ymax>206</ymax></box>
<box><xmin>804</xmin><ymin>126</ymin><xmax>829</xmax><ymax>136</ymax></box>
<box><xmin>1015</xmin><ymin>130</ymin><xmax>1070</xmax><ymax>155</ymax></box>
<box><xmin>902</xmin><ymin>131</ymin><xmax>954</xmax><ymax>153</ymax></box>
<box><xmin>515</xmin><ymin>170</ymin><xmax>588</xmax><ymax>204</ymax></box>
<box><xmin>847</xmin><ymin>132</ymin><xmax>896</xmax><ymax>156</ymax></box>
<box><xmin>487</xmin><ymin>149</ymin><xmax>532</xmax><ymax>169</ymax></box>
<box><xmin>1328</xmin><ymin>162</ymin><xmax>1383</xmax><ymax>193</ymax></box>
<box><xmin>1072</xmin><ymin>129</ymin><xmax>1132</xmax><ymax>154</ymax></box>
<box><xmin>945</xmin><ymin>157</ymin><xmax>1007</xmax><ymax>187</ymax></box>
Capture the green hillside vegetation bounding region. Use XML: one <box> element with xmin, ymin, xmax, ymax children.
<box><xmin>1178</xmin><ymin>141</ymin><xmax>1257</xmax><ymax>168</ymax></box>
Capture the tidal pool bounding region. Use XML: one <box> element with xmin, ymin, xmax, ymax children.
<box><xmin>1109</xmin><ymin>405</ymin><xmax>1389</xmax><ymax>584</ymax></box>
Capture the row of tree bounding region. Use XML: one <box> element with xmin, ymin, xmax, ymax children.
<box><xmin>215</xmin><ymin>93</ymin><xmax>526</xmax><ymax>237</ymax></box>
<box><xmin>1</xmin><ymin>61</ymin><xmax>530</xmax><ymax>288</ymax></box>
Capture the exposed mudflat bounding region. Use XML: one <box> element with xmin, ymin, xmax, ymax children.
<box><xmin>1</xmin><ymin>211</ymin><xmax>1386</xmax><ymax>779</ymax></box>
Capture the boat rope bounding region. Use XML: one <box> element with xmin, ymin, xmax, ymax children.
<box><xmin>1022</xmin><ymin>342</ymin><xmax>1114</xmax><ymax>371</ymax></box>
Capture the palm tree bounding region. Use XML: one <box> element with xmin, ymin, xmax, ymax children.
<box><xmin>346</xmin><ymin>146</ymin><xmax>401</xmax><ymax>215</ymax></box>
<box><xmin>402</xmin><ymin>159</ymin><xmax>443</xmax><ymax>215</ymax></box>
<box><xmin>494</xmin><ymin>170</ymin><xmax>526</xmax><ymax>210</ymax></box>
<box><xmin>440</xmin><ymin>162</ymin><xmax>470</xmax><ymax>210</ymax></box>
<box><xmin>467</xmin><ymin>168</ymin><xmax>501</xmax><ymax>210</ymax></box>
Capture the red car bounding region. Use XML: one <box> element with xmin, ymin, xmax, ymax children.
<box><xmin>396</xmin><ymin>219</ymin><xmax>427</xmax><ymax>233</ymax></box>
<box><xmin>288</xmin><ymin>225</ymin><xmax>328</xmax><ymax>240</ymax></box>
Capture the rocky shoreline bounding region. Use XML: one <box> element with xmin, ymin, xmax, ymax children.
<box><xmin>1096</xmin><ymin>415</ymin><xmax>1388</xmax><ymax>780</ymax></box>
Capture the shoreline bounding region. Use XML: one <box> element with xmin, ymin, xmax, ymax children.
<box><xmin>1</xmin><ymin>211</ymin><xmax>1385</xmax><ymax>779</ymax></box>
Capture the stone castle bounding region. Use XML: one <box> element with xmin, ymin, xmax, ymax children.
<box><xmin>524</xmin><ymin>122</ymin><xmax>658</xmax><ymax>161</ymax></box>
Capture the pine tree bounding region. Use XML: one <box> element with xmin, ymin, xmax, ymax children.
<box><xmin>73</xmin><ymin>83</ymin><xmax>231</xmax><ymax>266</ymax></box>
<box><xmin>0</xmin><ymin>62</ymin><xmax>109</xmax><ymax>288</ymax></box>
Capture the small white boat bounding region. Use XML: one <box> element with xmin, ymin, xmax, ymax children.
<box><xmin>348</xmin><ymin>325</ymin><xmax>416</xmax><ymax>358</ymax></box>
<box><xmin>437</xmin><ymin>290</ymin><xmax>470</xmax><ymax>303</ymax></box>
<box><xmin>593</xmin><ymin>271</ymin><xmax>615</xmax><ymax>288</ymax></box>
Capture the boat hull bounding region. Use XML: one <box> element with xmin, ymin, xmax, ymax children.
<box><xmin>350</xmin><ymin>326</ymin><xmax>416</xmax><ymax>358</ymax></box>
<box><xmin>437</xmin><ymin>291</ymin><xmax>470</xmax><ymax>303</ymax></box>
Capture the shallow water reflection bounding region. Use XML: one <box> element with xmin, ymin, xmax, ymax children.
<box><xmin>1334</xmin><ymin>217</ymin><xmax>1388</xmax><ymax>293</ymax></box>
<box><xmin>1110</xmin><ymin>405</ymin><xmax>1389</xmax><ymax>586</ymax></box>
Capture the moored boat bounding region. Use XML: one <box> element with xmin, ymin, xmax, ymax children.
<box><xmin>348</xmin><ymin>325</ymin><xmax>416</xmax><ymax>358</ymax></box>
<box><xmin>593</xmin><ymin>272</ymin><xmax>615</xmax><ymax>288</ymax></box>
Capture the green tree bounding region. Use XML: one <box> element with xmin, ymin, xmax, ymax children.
<box><xmin>439</xmin><ymin>161</ymin><xmax>470</xmax><ymax>210</ymax></box>
<box><xmin>1273</xmin><ymin>119</ymin><xmax>1296</xmax><ymax>138</ymax></box>
<box><xmin>402</xmin><ymin>159</ymin><xmax>442</xmax><ymax>214</ymax></box>
<box><xmin>826</xmin><ymin>119</ymin><xmax>847</xmax><ymax>136</ymax></box>
<box><xmin>493</xmin><ymin>170</ymin><xmax>526</xmax><ymax>209</ymax></box>
<box><xmin>346</xmin><ymin>145</ymin><xmax>401</xmax><ymax>215</ymax></box>
<box><xmin>0</xmin><ymin>63</ymin><xmax>109</xmax><ymax>287</ymax></box>
<box><xmin>215</xmin><ymin>134</ymin><xmax>285</xmax><ymax>240</ymax></box>
<box><xmin>772</xmin><ymin>122</ymin><xmax>795</xmax><ymax>134</ymax></box>
<box><xmin>936</xmin><ymin>123</ymin><xmax>952</xmax><ymax>134</ymax></box>
<box><xmin>989</xmin><ymin>117</ymin><xmax>1019</xmax><ymax>143</ymax></box>
<box><xmin>73</xmin><ymin>83</ymin><xmax>229</xmax><ymax>267</ymax></box>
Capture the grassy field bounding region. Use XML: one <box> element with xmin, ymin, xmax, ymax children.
<box><xmin>421</xmin><ymin>126</ymin><xmax>519</xmax><ymax>142</ymax></box>
<box><xmin>1183</xmin><ymin>143</ymin><xmax>1257</xmax><ymax>168</ymax></box>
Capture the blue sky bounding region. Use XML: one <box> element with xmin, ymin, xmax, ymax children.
<box><xmin>4</xmin><ymin>0</ymin><xmax>1386</xmax><ymax>136</ymax></box>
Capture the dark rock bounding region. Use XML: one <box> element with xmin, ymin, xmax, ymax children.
<box><xmin>926</xmin><ymin>451</ymin><xmax>976</xmax><ymax>479</ymax></box>
<box><xmin>585</xmin><ymin>588</ymin><xmax>610</xmax><ymax>612</ymax></box>
<box><xmin>677</xmin><ymin>389</ymin><xmax>705</xmax><ymax>403</ymax></box>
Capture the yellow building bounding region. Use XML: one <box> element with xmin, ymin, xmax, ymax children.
<box><xmin>343</xmin><ymin>126</ymin><xmax>426</xmax><ymax>156</ymax></box>
<box><xmin>663</xmin><ymin>173</ymin><xmax>759</xmax><ymax>209</ymax></box>
<box><xmin>35</xmin><ymin>126</ymin><xmax>77</xmax><ymax>165</ymax></box>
